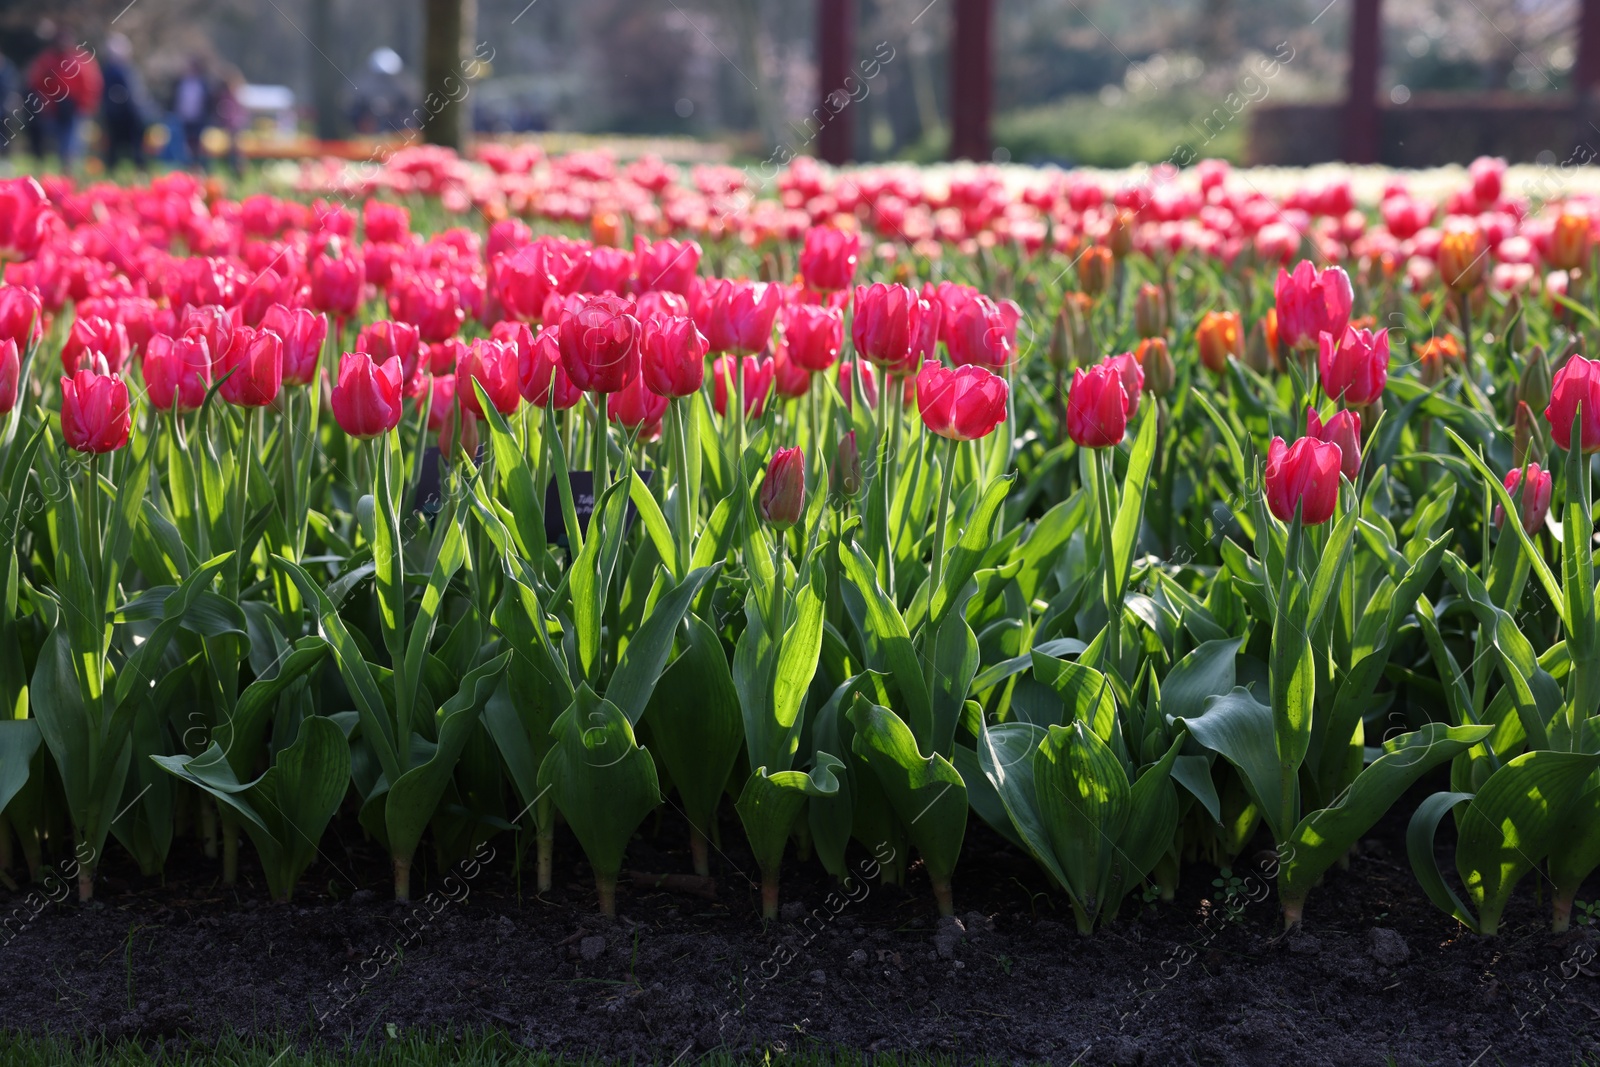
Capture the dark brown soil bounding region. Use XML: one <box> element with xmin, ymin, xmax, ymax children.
<box><xmin>2</xmin><ymin>792</ymin><xmax>1597</xmax><ymax>1067</ymax></box>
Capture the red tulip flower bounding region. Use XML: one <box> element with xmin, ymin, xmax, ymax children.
<box><xmin>1546</xmin><ymin>354</ymin><xmax>1600</xmax><ymax>452</ymax></box>
<box><xmin>1066</xmin><ymin>363</ymin><xmax>1127</xmax><ymax>449</ymax></box>
<box><xmin>759</xmin><ymin>446</ymin><xmax>806</xmax><ymax>528</ymax></box>
<box><xmin>798</xmin><ymin>226</ymin><xmax>860</xmax><ymax>292</ymax></box>
<box><xmin>62</xmin><ymin>315</ymin><xmax>129</xmax><ymax>375</ymax></box>
<box><xmin>458</xmin><ymin>338</ymin><xmax>521</xmax><ymax>418</ymax></box>
<box><xmin>143</xmin><ymin>333</ymin><xmax>212</xmax><ymax>413</ymax></box>
<box><xmin>1305</xmin><ymin>407</ymin><xmax>1363</xmax><ymax>482</ymax></box>
<box><xmin>838</xmin><ymin>361</ymin><xmax>878</xmax><ymax>410</ymax></box>
<box><xmin>558</xmin><ymin>293</ymin><xmax>641</xmax><ymax>393</ymax></box>
<box><xmin>0</xmin><ymin>286</ymin><xmax>43</xmax><ymax>348</ymax></box>
<box><xmin>1264</xmin><ymin>435</ymin><xmax>1342</xmax><ymax>525</ymax></box>
<box><xmin>0</xmin><ymin>338</ymin><xmax>18</xmax><ymax>414</ymax></box>
<box><xmin>1494</xmin><ymin>464</ymin><xmax>1553</xmax><ymax>535</ymax></box>
<box><xmin>711</xmin><ymin>355</ymin><xmax>775</xmax><ymax>418</ymax></box>
<box><xmin>1102</xmin><ymin>353</ymin><xmax>1144</xmax><ymax>420</ymax></box>
<box><xmin>179</xmin><ymin>305</ymin><xmax>233</xmax><ymax>367</ymax></box>
<box><xmin>640</xmin><ymin>315</ymin><xmax>707</xmax><ymax>398</ymax></box>
<box><xmin>520</xmin><ymin>325</ymin><xmax>583</xmax><ymax>410</ymax></box>
<box><xmin>917</xmin><ymin>361</ymin><xmax>1008</xmax><ymax>442</ymax></box>
<box><xmin>634</xmin><ymin>236</ymin><xmax>702</xmax><ymax>295</ymax></box>
<box><xmin>238</xmin><ymin>268</ymin><xmax>294</xmax><ymax>328</ymax></box>
<box><xmin>704</xmin><ymin>279</ymin><xmax>781</xmax><ymax>356</ymax></box>
<box><xmin>357</xmin><ymin>319</ymin><xmax>424</xmax><ymax>386</ymax></box>
<box><xmin>216</xmin><ymin>326</ymin><xmax>283</xmax><ymax>408</ymax></box>
<box><xmin>607</xmin><ymin>374</ymin><xmax>668</xmax><ymax>439</ymax></box>
<box><xmin>331</xmin><ymin>351</ymin><xmax>405</xmax><ymax>439</ymax></box>
<box><xmin>364</xmin><ymin>200</ymin><xmax>410</xmax><ymax>244</ymax></box>
<box><xmin>947</xmin><ymin>295</ymin><xmax>1016</xmax><ymax>370</ymax></box>
<box><xmin>492</xmin><ymin>237</ymin><xmax>590</xmax><ymax>322</ymax></box>
<box><xmin>1318</xmin><ymin>326</ymin><xmax>1388</xmax><ymax>406</ymax></box>
<box><xmin>309</xmin><ymin>246</ymin><xmax>365</xmax><ymax>319</ymax></box>
<box><xmin>390</xmin><ymin>276</ymin><xmax>466</xmax><ymax>343</ymax></box>
<box><xmin>60</xmin><ymin>369</ymin><xmax>131</xmax><ymax>453</ymax></box>
<box><xmin>780</xmin><ymin>304</ymin><xmax>843</xmax><ymax>373</ymax></box>
<box><xmin>773</xmin><ymin>348</ymin><xmax>811</xmax><ymax>399</ymax></box>
<box><xmin>852</xmin><ymin>283</ymin><xmax>923</xmax><ymax>370</ymax></box>
<box><xmin>262</xmin><ymin>305</ymin><xmax>328</xmax><ymax>387</ymax></box>
<box><xmin>1274</xmin><ymin>260</ymin><xmax>1353</xmax><ymax>353</ymax></box>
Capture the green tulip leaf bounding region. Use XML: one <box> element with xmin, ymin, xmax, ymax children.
<box><xmin>642</xmin><ymin>613</ymin><xmax>742</xmax><ymax>844</ymax></box>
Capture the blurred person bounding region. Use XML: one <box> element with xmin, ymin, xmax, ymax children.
<box><xmin>172</xmin><ymin>56</ymin><xmax>214</xmax><ymax>170</ymax></box>
<box><xmin>26</xmin><ymin>24</ymin><xmax>103</xmax><ymax>170</ymax></box>
<box><xmin>100</xmin><ymin>33</ymin><xmax>150</xmax><ymax>171</ymax></box>
<box><xmin>351</xmin><ymin>47</ymin><xmax>413</xmax><ymax>134</ymax></box>
<box><xmin>218</xmin><ymin>68</ymin><xmax>247</xmax><ymax>176</ymax></box>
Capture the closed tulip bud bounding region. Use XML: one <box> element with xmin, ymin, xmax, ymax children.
<box><xmin>1512</xmin><ymin>399</ymin><xmax>1535</xmax><ymax>469</ymax></box>
<box><xmin>1079</xmin><ymin>246</ymin><xmax>1114</xmax><ymax>297</ymax></box>
<box><xmin>216</xmin><ymin>326</ymin><xmax>283</xmax><ymax>408</ymax></box>
<box><xmin>799</xmin><ymin>225</ymin><xmax>860</xmax><ymax>292</ymax></box>
<box><xmin>1102</xmin><ymin>353</ymin><xmax>1144</xmax><ymax>419</ymax></box>
<box><xmin>1196</xmin><ymin>310</ymin><xmax>1243</xmax><ymax>375</ymax></box>
<box><xmin>947</xmin><ymin>294</ymin><xmax>1016</xmax><ymax>369</ymax></box>
<box><xmin>851</xmin><ymin>282</ymin><xmax>922</xmax><ymax>369</ymax></box>
<box><xmin>1107</xmin><ymin>210</ymin><xmax>1135</xmax><ymax>259</ymax></box>
<box><xmin>143</xmin><ymin>333</ymin><xmax>211</xmax><ymax>413</ymax></box>
<box><xmin>1549</xmin><ymin>208</ymin><xmax>1592</xmax><ymax>272</ymax></box>
<box><xmin>309</xmin><ymin>246</ymin><xmax>365</xmax><ymax>318</ymax></box>
<box><xmin>711</xmin><ymin>355</ymin><xmax>775</xmax><ymax>418</ymax></box>
<box><xmin>1318</xmin><ymin>326</ymin><xmax>1389</xmax><ymax>406</ymax></box>
<box><xmin>704</xmin><ymin>279</ymin><xmax>781</xmax><ymax>356</ymax></box>
<box><xmin>834</xmin><ymin>431</ymin><xmax>863</xmax><ymax>498</ymax></box>
<box><xmin>640</xmin><ymin>315</ymin><xmax>708</xmax><ymax>398</ymax></box>
<box><xmin>1494</xmin><ymin>463</ymin><xmax>1553</xmax><ymax>535</ymax></box>
<box><xmin>1518</xmin><ymin>344</ymin><xmax>1551</xmax><ymax>413</ymax></box>
<box><xmin>519</xmin><ymin>325</ymin><xmax>583</xmax><ymax>410</ymax></box>
<box><xmin>0</xmin><ymin>286</ymin><xmax>43</xmax><ymax>349</ymax></box>
<box><xmin>1305</xmin><ymin>407</ymin><xmax>1363</xmax><ymax>482</ymax></box>
<box><xmin>558</xmin><ymin>293</ymin><xmax>641</xmax><ymax>393</ymax></box>
<box><xmin>606</xmin><ymin>374</ymin><xmax>668</xmax><ymax>439</ymax></box>
<box><xmin>780</xmin><ymin>304</ymin><xmax>843</xmax><ymax>373</ymax></box>
<box><xmin>262</xmin><ymin>305</ymin><xmax>328</xmax><ymax>387</ymax></box>
<box><xmin>62</xmin><ymin>315</ymin><xmax>129</xmax><ymax>376</ymax></box>
<box><xmin>60</xmin><ymin>369</ymin><xmax>131</xmax><ymax>453</ymax></box>
<box><xmin>1066</xmin><ymin>363</ymin><xmax>1127</xmax><ymax>449</ymax></box>
<box><xmin>1136</xmin><ymin>337</ymin><xmax>1174</xmax><ymax>396</ymax></box>
<box><xmin>1438</xmin><ymin>221</ymin><xmax>1488</xmax><ymax>292</ymax></box>
<box><xmin>458</xmin><ymin>338</ymin><xmax>522</xmax><ymax>417</ymax></box>
<box><xmin>1545</xmin><ymin>354</ymin><xmax>1600</xmax><ymax>452</ymax></box>
<box><xmin>773</xmin><ymin>348</ymin><xmax>811</xmax><ymax>399</ymax></box>
<box><xmin>759</xmin><ymin>446</ymin><xmax>806</xmax><ymax>528</ymax></box>
<box><xmin>1133</xmin><ymin>283</ymin><xmax>1167</xmax><ymax>338</ymax></box>
<box><xmin>837</xmin><ymin>360</ymin><xmax>878</xmax><ymax>410</ymax></box>
<box><xmin>1275</xmin><ymin>261</ymin><xmax>1353</xmax><ymax>354</ymax></box>
<box><xmin>916</xmin><ymin>360</ymin><xmax>1009</xmax><ymax>442</ymax></box>
<box><xmin>357</xmin><ymin>319</ymin><xmax>424</xmax><ymax>386</ymax></box>
<box><xmin>0</xmin><ymin>338</ymin><xmax>16</xmax><ymax>415</ymax></box>
<box><xmin>331</xmin><ymin>351</ymin><xmax>405</xmax><ymax>439</ymax></box>
<box><xmin>1264</xmin><ymin>435</ymin><xmax>1342</xmax><ymax>525</ymax></box>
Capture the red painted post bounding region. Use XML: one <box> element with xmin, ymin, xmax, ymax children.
<box><xmin>817</xmin><ymin>0</ymin><xmax>855</xmax><ymax>164</ymax></box>
<box><xmin>949</xmin><ymin>0</ymin><xmax>993</xmax><ymax>161</ymax></box>
<box><xmin>1343</xmin><ymin>0</ymin><xmax>1382</xmax><ymax>163</ymax></box>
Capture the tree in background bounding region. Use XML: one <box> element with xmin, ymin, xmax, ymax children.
<box><xmin>423</xmin><ymin>0</ymin><xmax>476</xmax><ymax>150</ymax></box>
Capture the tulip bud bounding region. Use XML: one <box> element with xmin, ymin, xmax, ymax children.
<box><xmin>1107</xmin><ymin>210</ymin><xmax>1135</xmax><ymax>259</ymax></box>
<box><xmin>1079</xmin><ymin>246</ymin><xmax>1114</xmax><ymax>297</ymax></box>
<box><xmin>1264</xmin><ymin>435</ymin><xmax>1342</xmax><ymax>525</ymax></box>
<box><xmin>1518</xmin><ymin>344</ymin><xmax>1551</xmax><ymax>413</ymax></box>
<box><xmin>1136</xmin><ymin>337</ymin><xmax>1174</xmax><ymax>397</ymax></box>
<box><xmin>1512</xmin><ymin>399</ymin><xmax>1535</xmax><ymax>469</ymax></box>
<box><xmin>1196</xmin><ymin>311</ymin><xmax>1243</xmax><ymax>375</ymax></box>
<box><xmin>1133</xmin><ymin>283</ymin><xmax>1167</xmax><ymax>339</ymax></box>
<box><xmin>1494</xmin><ymin>463</ymin><xmax>1553</xmax><ymax>535</ymax></box>
<box><xmin>1548</xmin><ymin>207</ymin><xmax>1592</xmax><ymax>272</ymax></box>
<box><xmin>917</xmin><ymin>360</ymin><xmax>1009</xmax><ymax>442</ymax></box>
<box><xmin>759</xmin><ymin>447</ymin><xmax>806</xmax><ymax>528</ymax></box>
<box><xmin>1439</xmin><ymin>221</ymin><xmax>1488</xmax><ymax>293</ymax></box>
<box><xmin>1546</xmin><ymin>353</ymin><xmax>1600</xmax><ymax>452</ymax></box>
<box><xmin>1066</xmin><ymin>363</ymin><xmax>1127</xmax><ymax>449</ymax></box>
<box><xmin>331</xmin><ymin>352</ymin><xmax>405</xmax><ymax>440</ymax></box>
<box><xmin>1306</xmin><ymin>407</ymin><xmax>1363</xmax><ymax>482</ymax></box>
<box><xmin>60</xmin><ymin>369</ymin><xmax>132</xmax><ymax>454</ymax></box>
<box><xmin>834</xmin><ymin>431</ymin><xmax>863</xmax><ymax>498</ymax></box>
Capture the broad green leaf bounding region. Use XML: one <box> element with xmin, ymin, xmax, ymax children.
<box><xmin>608</xmin><ymin>565</ymin><xmax>720</xmax><ymax>725</ymax></box>
<box><xmin>1176</xmin><ymin>687</ymin><xmax>1287</xmax><ymax>842</ymax></box>
<box><xmin>642</xmin><ymin>613</ymin><xmax>742</xmax><ymax>843</ymax></box>
<box><xmin>1035</xmin><ymin>719</ymin><xmax>1129</xmax><ymax>928</ymax></box>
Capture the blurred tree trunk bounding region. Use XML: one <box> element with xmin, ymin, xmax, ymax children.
<box><xmin>310</xmin><ymin>0</ymin><xmax>342</xmax><ymax>140</ymax></box>
<box><xmin>423</xmin><ymin>0</ymin><xmax>477</xmax><ymax>150</ymax></box>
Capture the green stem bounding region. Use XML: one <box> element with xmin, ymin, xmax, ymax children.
<box><xmin>592</xmin><ymin>394</ymin><xmax>609</xmax><ymax>492</ymax></box>
<box><xmin>668</xmin><ymin>400</ymin><xmax>692</xmax><ymax>580</ymax></box>
<box><xmin>1094</xmin><ymin>447</ymin><xmax>1121</xmax><ymax>670</ymax></box>
<box><xmin>923</xmin><ymin>436</ymin><xmax>959</xmax><ymax>696</ymax></box>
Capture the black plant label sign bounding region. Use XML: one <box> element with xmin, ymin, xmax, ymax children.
<box><xmin>544</xmin><ymin>470</ymin><xmax>652</xmax><ymax>546</ymax></box>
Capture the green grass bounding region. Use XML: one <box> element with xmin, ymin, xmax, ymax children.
<box><xmin>0</xmin><ymin>1031</ymin><xmax>1032</xmax><ymax>1067</ymax></box>
<box><xmin>990</xmin><ymin>91</ymin><xmax>1249</xmax><ymax>168</ymax></box>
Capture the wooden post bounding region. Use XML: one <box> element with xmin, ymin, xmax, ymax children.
<box><xmin>1578</xmin><ymin>0</ymin><xmax>1600</xmax><ymax>93</ymax></box>
<box><xmin>949</xmin><ymin>0</ymin><xmax>993</xmax><ymax>161</ymax></box>
<box><xmin>817</xmin><ymin>0</ymin><xmax>855</xmax><ymax>164</ymax></box>
<box><xmin>422</xmin><ymin>0</ymin><xmax>477</xmax><ymax>151</ymax></box>
<box><xmin>1343</xmin><ymin>0</ymin><xmax>1382</xmax><ymax>163</ymax></box>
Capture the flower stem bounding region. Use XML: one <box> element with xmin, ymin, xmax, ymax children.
<box><xmin>1094</xmin><ymin>447</ymin><xmax>1121</xmax><ymax>670</ymax></box>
